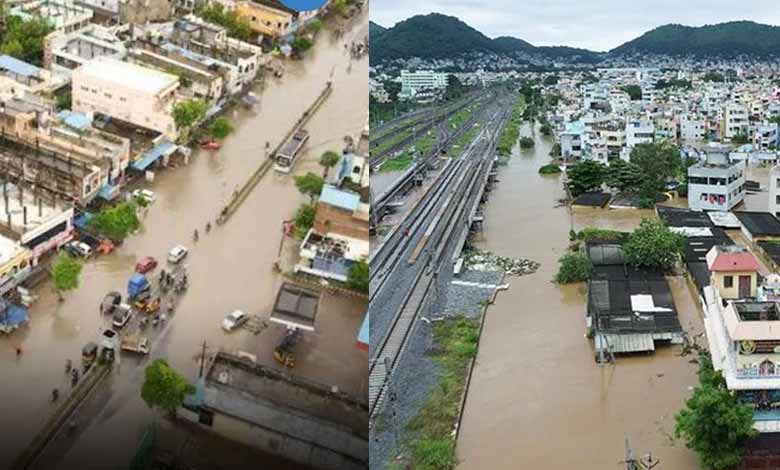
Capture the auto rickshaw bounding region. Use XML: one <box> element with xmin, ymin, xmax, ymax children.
<box><xmin>139</xmin><ymin>296</ymin><xmax>160</xmax><ymax>314</ymax></box>
<box><xmin>273</xmin><ymin>329</ymin><xmax>299</xmax><ymax>368</ymax></box>
<box><xmin>82</xmin><ymin>342</ymin><xmax>97</xmax><ymax>370</ymax></box>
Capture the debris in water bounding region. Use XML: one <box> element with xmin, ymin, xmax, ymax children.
<box><xmin>462</xmin><ymin>249</ymin><xmax>539</xmax><ymax>276</ymax></box>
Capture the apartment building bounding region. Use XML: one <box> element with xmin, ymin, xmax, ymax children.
<box><xmin>231</xmin><ymin>0</ymin><xmax>296</xmax><ymax>39</ymax></box>
<box><xmin>400</xmin><ymin>70</ymin><xmax>449</xmax><ymax>98</ymax></box>
<box><xmin>722</xmin><ymin>103</ymin><xmax>749</xmax><ymax>140</ymax></box>
<box><xmin>44</xmin><ymin>25</ymin><xmax>127</xmax><ymax>78</ymax></box>
<box><xmin>625</xmin><ymin>119</ymin><xmax>654</xmax><ymax>148</ymax></box>
<box><xmin>768</xmin><ymin>165</ymin><xmax>780</xmax><ymax>218</ymax></box>
<box><xmin>687</xmin><ymin>147</ymin><xmax>746</xmax><ymax>211</ymax></box>
<box><xmin>72</xmin><ymin>57</ymin><xmax>179</xmax><ymax>140</ymax></box>
<box><xmin>10</xmin><ymin>0</ymin><xmax>92</xmax><ymax>33</ymax></box>
<box><xmin>679</xmin><ymin>114</ymin><xmax>707</xmax><ymax>142</ymax></box>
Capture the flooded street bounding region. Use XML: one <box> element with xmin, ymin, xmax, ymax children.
<box><xmin>0</xmin><ymin>11</ymin><xmax>368</xmax><ymax>469</ymax></box>
<box><xmin>456</xmin><ymin>123</ymin><xmax>702</xmax><ymax>469</ymax></box>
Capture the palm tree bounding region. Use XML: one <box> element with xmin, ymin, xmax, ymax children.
<box><xmin>319</xmin><ymin>151</ymin><xmax>341</xmax><ymax>178</ymax></box>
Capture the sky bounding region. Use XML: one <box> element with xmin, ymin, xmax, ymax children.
<box><xmin>371</xmin><ymin>0</ymin><xmax>780</xmax><ymax>52</ymax></box>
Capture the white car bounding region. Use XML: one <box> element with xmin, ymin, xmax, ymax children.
<box><xmin>221</xmin><ymin>310</ymin><xmax>248</xmax><ymax>332</ymax></box>
<box><xmin>65</xmin><ymin>241</ymin><xmax>92</xmax><ymax>258</ymax></box>
<box><xmin>132</xmin><ymin>189</ymin><xmax>156</xmax><ymax>204</ymax></box>
<box><xmin>168</xmin><ymin>245</ymin><xmax>188</xmax><ymax>263</ymax></box>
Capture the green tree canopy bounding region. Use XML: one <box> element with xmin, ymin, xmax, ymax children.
<box><xmin>518</xmin><ymin>136</ymin><xmax>535</xmax><ymax>148</ymax></box>
<box><xmin>88</xmin><ymin>201</ymin><xmax>140</xmax><ymax>241</ymax></box>
<box><xmin>173</xmin><ymin>99</ymin><xmax>208</xmax><ymax>129</ymax></box>
<box><xmin>675</xmin><ymin>352</ymin><xmax>756</xmax><ymax>470</ymax></box>
<box><xmin>623</xmin><ymin>218</ymin><xmax>685</xmax><ymax>270</ymax></box>
<box><xmin>319</xmin><ymin>151</ymin><xmax>341</xmax><ymax>178</ymax></box>
<box><xmin>294</xmin><ymin>172</ymin><xmax>324</xmax><ymax>202</ymax></box>
<box><xmin>292</xmin><ymin>36</ymin><xmax>313</xmax><ymax>53</ymax></box>
<box><xmin>209</xmin><ymin>117</ymin><xmax>233</xmax><ymax>139</ymax></box>
<box><xmin>293</xmin><ymin>203</ymin><xmax>316</xmax><ymax>238</ymax></box>
<box><xmin>51</xmin><ymin>252</ymin><xmax>82</xmax><ymax>299</ymax></box>
<box><xmin>629</xmin><ymin>142</ymin><xmax>682</xmax><ymax>202</ymax></box>
<box><xmin>141</xmin><ymin>359</ymin><xmax>195</xmax><ymax>415</ymax></box>
<box><xmin>620</xmin><ymin>84</ymin><xmax>642</xmax><ymax>100</ymax></box>
<box><xmin>605</xmin><ymin>159</ymin><xmax>643</xmax><ymax>193</ymax></box>
<box><xmin>0</xmin><ymin>16</ymin><xmax>54</xmax><ymax>66</ymax></box>
<box><xmin>567</xmin><ymin>160</ymin><xmax>605</xmax><ymax>196</ymax></box>
<box><xmin>195</xmin><ymin>3</ymin><xmax>252</xmax><ymax>41</ymax></box>
<box><xmin>347</xmin><ymin>258</ymin><xmax>368</xmax><ymax>293</ymax></box>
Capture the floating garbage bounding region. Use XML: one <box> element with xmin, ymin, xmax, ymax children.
<box><xmin>462</xmin><ymin>249</ymin><xmax>540</xmax><ymax>276</ymax></box>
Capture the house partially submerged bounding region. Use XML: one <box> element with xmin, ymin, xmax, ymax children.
<box><xmin>586</xmin><ymin>243</ymin><xmax>684</xmax><ymax>361</ymax></box>
<box><xmin>181</xmin><ymin>352</ymin><xmax>368</xmax><ymax>470</ymax></box>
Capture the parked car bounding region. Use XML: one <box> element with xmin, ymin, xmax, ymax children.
<box><xmin>65</xmin><ymin>241</ymin><xmax>92</xmax><ymax>258</ymax></box>
<box><xmin>135</xmin><ymin>256</ymin><xmax>158</xmax><ymax>274</ymax></box>
<box><xmin>168</xmin><ymin>245</ymin><xmax>188</xmax><ymax>264</ymax></box>
<box><xmin>131</xmin><ymin>189</ymin><xmax>156</xmax><ymax>204</ymax></box>
<box><xmin>112</xmin><ymin>305</ymin><xmax>132</xmax><ymax>329</ymax></box>
<box><xmin>221</xmin><ymin>310</ymin><xmax>248</xmax><ymax>332</ymax></box>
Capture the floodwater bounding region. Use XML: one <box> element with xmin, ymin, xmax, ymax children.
<box><xmin>456</xmin><ymin>124</ymin><xmax>703</xmax><ymax>469</ymax></box>
<box><xmin>0</xmin><ymin>10</ymin><xmax>368</xmax><ymax>470</ymax></box>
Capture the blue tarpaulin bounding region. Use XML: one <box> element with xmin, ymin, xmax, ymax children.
<box><xmin>132</xmin><ymin>140</ymin><xmax>176</xmax><ymax>171</ymax></box>
<box><xmin>0</xmin><ymin>300</ymin><xmax>28</xmax><ymax>333</ymax></box>
<box><xmin>58</xmin><ymin>111</ymin><xmax>92</xmax><ymax>130</ymax></box>
<box><xmin>74</xmin><ymin>212</ymin><xmax>94</xmax><ymax>229</ymax></box>
<box><xmin>98</xmin><ymin>184</ymin><xmax>116</xmax><ymax>201</ymax></box>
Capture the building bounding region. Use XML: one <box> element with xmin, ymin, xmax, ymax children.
<box><xmin>128</xmin><ymin>45</ymin><xmax>225</xmax><ymax>102</ymax></box>
<box><xmin>231</xmin><ymin>0</ymin><xmax>297</xmax><ymax>39</ymax></box>
<box><xmin>706</xmin><ymin>245</ymin><xmax>759</xmax><ymax>300</ymax></box>
<box><xmin>679</xmin><ymin>115</ymin><xmax>706</xmax><ymax>142</ymax></box>
<box><xmin>72</xmin><ymin>57</ymin><xmax>179</xmax><ymax>140</ymax></box>
<box><xmin>399</xmin><ymin>70</ymin><xmax>449</xmax><ymax>98</ymax></box>
<box><xmin>119</xmin><ymin>0</ymin><xmax>173</xmax><ymax>25</ymax></box>
<box><xmin>722</xmin><ymin>103</ymin><xmax>749</xmax><ymax>140</ymax></box>
<box><xmin>181</xmin><ymin>352</ymin><xmax>368</xmax><ymax>470</ymax></box>
<box><xmin>10</xmin><ymin>0</ymin><xmax>92</xmax><ymax>34</ymax></box>
<box><xmin>560</xmin><ymin>121</ymin><xmax>584</xmax><ymax>160</ymax></box>
<box><xmin>44</xmin><ymin>25</ymin><xmax>127</xmax><ymax>79</ymax></box>
<box><xmin>704</xmin><ymin>290</ymin><xmax>780</xmax><ymax>432</ymax></box>
<box><xmin>687</xmin><ymin>148</ymin><xmax>746</xmax><ymax>211</ymax></box>
<box><xmin>625</xmin><ymin>119</ymin><xmax>654</xmax><ymax>148</ymax></box>
<box><xmin>296</xmin><ymin>185</ymin><xmax>369</xmax><ymax>282</ymax></box>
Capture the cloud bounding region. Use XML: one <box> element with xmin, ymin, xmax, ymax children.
<box><xmin>371</xmin><ymin>0</ymin><xmax>780</xmax><ymax>51</ymax></box>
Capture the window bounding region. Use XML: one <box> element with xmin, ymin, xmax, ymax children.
<box><xmin>724</xmin><ymin>276</ymin><xmax>733</xmax><ymax>288</ymax></box>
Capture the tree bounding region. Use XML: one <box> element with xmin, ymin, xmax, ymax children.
<box><xmin>293</xmin><ymin>203</ymin><xmax>316</xmax><ymax>238</ymax></box>
<box><xmin>621</xmin><ymin>84</ymin><xmax>642</xmax><ymax>100</ymax></box>
<box><xmin>539</xmin><ymin>123</ymin><xmax>552</xmax><ymax>136</ymax></box>
<box><xmin>444</xmin><ymin>74</ymin><xmax>467</xmax><ymax>101</ymax></box>
<box><xmin>554</xmin><ymin>252</ymin><xmax>591</xmax><ymax>284</ymax></box>
<box><xmin>209</xmin><ymin>117</ymin><xmax>233</xmax><ymax>139</ymax></box>
<box><xmin>294</xmin><ymin>173</ymin><xmax>324</xmax><ymax>202</ymax></box>
<box><xmin>518</xmin><ymin>137</ymin><xmax>535</xmax><ymax>148</ymax></box>
<box><xmin>347</xmin><ymin>258</ymin><xmax>368</xmax><ymax>293</ymax></box>
<box><xmin>331</xmin><ymin>0</ymin><xmax>349</xmax><ymax>16</ymax></box>
<box><xmin>88</xmin><ymin>201</ymin><xmax>140</xmax><ymax>241</ymax></box>
<box><xmin>51</xmin><ymin>253</ymin><xmax>82</xmax><ymax>300</ymax></box>
<box><xmin>0</xmin><ymin>16</ymin><xmax>54</xmax><ymax>66</ymax></box>
<box><xmin>319</xmin><ymin>151</ymin><xmax>341</xmax><ymax>178</ymax></box>
<box><xmin>630</xmin><ymin>142</ymin><xmax>682</xmax><ymax>202</ymax></box>
<box><xmin>292</xmin><ymin>36</ymin><xmax>313</xmax><ymax>53</ymax></box>
<box><xmin>549</xmin><ymin>142</ymin><xmax>561</xmax><ymax>158</ymax></box>
<box><xmin>675</xmin><ymin>353</ymin><xmax>756</xmax><ymax>470</ymax></box>
<box><xmin>567</xmin><ymin>160</ymin><xmax>605</xmax><ymax>196</ymax></box>
<box><xmin>605</xmin><ymin>159</ymin><xmax>643</xmax><ymax>193</ymax></box>
<box><xmin>195</xmin><ymin>3</ymin><xmax>252</xmax><ymax>41</ymax></box>
<box><xmin>173</xmin><ymin>99</ymin><xmax>208</xmax><ymax>130</ymax></box>
<box><xmin>542</xmin><ymin>75</ymin><xmax>559</xmax><ymax>86</ymax></box>
<box><xmin>623</xmin><ymin>218</ymin><xmax>685</xmax><ymax>270</ymax></box>
<box><xmin>141</xmin><ymin>359</ymin><xmax>195</xmax><ymax>416</ymax></box>
<box><xmin>732</xmin><ymin>131</ymin><xmax>749</xmax><ymax>144</ymax></box>
<box><xmin>55</xmin><ymin>91</ymin><xmax>72</xmax><ymax>111</ymax></box>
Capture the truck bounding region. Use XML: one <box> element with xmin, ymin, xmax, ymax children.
<box><xmin>120</xmin><ymin>334</ymin><xmax>150</xmax><ymax>355</ymax></box>
<box><xmin>127</xmin><ymin>273</ymin><xmax>150</xmax><ymax>300</ymax></box>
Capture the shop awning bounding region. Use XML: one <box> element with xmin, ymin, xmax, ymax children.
<box><xmin>132</xmin><ymin>140</ymin><xmax>176</xmax><ymax>171</ymax></box>
<box><xmin>98</xmin><ymin>183</ymin><xmax>118</xmax><ymax>201</ymax></box>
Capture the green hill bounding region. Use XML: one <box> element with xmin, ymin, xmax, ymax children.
<box><xmin>610</xmin><ymin>21</ymin><xmax>780</xmax><ymax>57</ymax></box>
<box><xmin>369</xmin><ymin>21</ymin><xmax>386</xmax><ymax>40</ymax></box>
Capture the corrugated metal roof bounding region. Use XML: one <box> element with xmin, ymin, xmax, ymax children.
<box><xmin>594</xmin><ymin>333</ymin><xmax>655</xmax><ymax>353</ymax></box>
<box><xmin>132</xmin><ymin>140</ymin><xmax>176</xmax><ymax>171</ymax></box>
<box><xmin>0</xmin><ymin>55</ymin><xmax>41</xmax><ymax>78</ymax></box>
<box><xmin>320</xmin><ymin>185</ymin><xmax>359</xmax><ymax>211</ymax></box>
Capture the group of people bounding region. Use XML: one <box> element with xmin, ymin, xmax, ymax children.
<box><xmin>193</xmin><ymin>221</ymin><xmax>213</xmax><ymax>242</ymax></box>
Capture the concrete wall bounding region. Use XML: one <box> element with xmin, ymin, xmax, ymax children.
<box><xmin>711</xmin><ymin>271</ymin><xmax>757</xmax><ymax>299</ymax></box>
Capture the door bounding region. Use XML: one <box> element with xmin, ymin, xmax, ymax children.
<box><xmin>739</xmin><ymin>275</ymin><xmax>751</xmax><ymax>298</ymax></box>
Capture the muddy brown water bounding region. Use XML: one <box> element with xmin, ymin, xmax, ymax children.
<box><xmin>0</xmin><ymin>11</ymin><xmax>368</xmax><ymax>469</ymax></box>
<box><xmin>456</xmin><ymin>124</ymin><xmax>704</xmax><ymax>469</ymax></box>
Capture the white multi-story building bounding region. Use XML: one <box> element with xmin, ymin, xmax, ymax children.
<box><xmin>679</xmin><ymin>114</ymin><xmax>706</xmax><ymax>142</ymax></box>
<box><xmin>72</xmin><ymin>57</ymin><xmax>179</xmax><ymax>140</ymax></box>
<box><xmin>704</xmin><ymin>286</ymin><xmax>780</xmax><ymax>432</ymax></box>
<box><xmin>769</xmin><ymin>165</ymin><xmax>780</xmax><ymax>218</ymax></box>
<box><xmin>10</xmin><ymin>0</ymin><xmax>92</xmax><ymax>33</ymax></box>
<box><xmin>399</xmin><ymin>70</ymin><xmax>448</xmax><ymax>98</ymax></box>
<box><xmin>722</xmin><ymin>103</ymin><xmax>749</xmax><ymax>140</ymax></box>
<box><xmin>687</xmin><ymin>147</ymin><xmax>746</xmax><ymax>211</ymax></box>
<box><xmin>44</xmin><ymin>25</ymin><xmax>127</xmax><ymax>78</ymax></box>
<box><xmin>625</xmin><ymin>119</ymin><xmax>654</xmax><ymax>148</ymax></box>
<box><xmin>560</xmin><ymin>121</ymin><xmax>584</xmax><ymax>160</ymax></box>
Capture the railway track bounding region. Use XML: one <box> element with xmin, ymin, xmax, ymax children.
<box><xmin>368</xmin><ymin>100</ymin><xmax>512</xmax><ymax>425</ymax></box>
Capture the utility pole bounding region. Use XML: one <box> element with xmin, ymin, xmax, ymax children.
<box><xmin>198</xmin><ymin>340</ymin><xmax>207</xmax><ymax>378</ymax></box>
<box><xmin>620</xmin><ymin>437</ymin><xmax>660</xmax><ymax>470</ymax></box>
